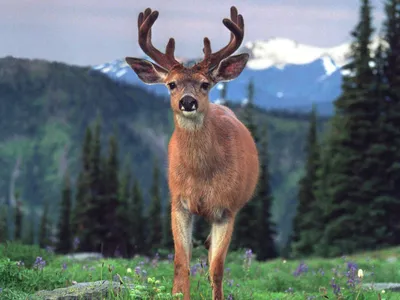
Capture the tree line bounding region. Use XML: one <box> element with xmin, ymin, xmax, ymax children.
<box><xmin>290</xmin><ymin>0</ymin><xmax>400</xmax><ymax>258</ymax></box>
<box><xmin>0</xmin><ymin>81</ymin><xmax>279</xmax><ymax>261</ymax></box>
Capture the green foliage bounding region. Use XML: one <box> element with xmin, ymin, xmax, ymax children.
<box><xmin>38</xmin><ymin>201</ymin><xmax>50</xmax><ymax>249</ymax></box>
<box><xmin>1</xmin><ymin>242</ymin><xmax>400</xmax><ymax>299</ymax></box>
<box><xmin>162</xmin><ymin>198</ymin><xmax>174</xmax><ymax>250</ymax></box>
<box><xmin>232</xmin><ymin>79</ymin><xmax>261</xmax><ymax>252</ymax></box>
<box><xmin>22</xmin><ymin>202</ymin><xmax>36</xmax><ymax>245</ymax></box>
<box><xmin>255</xmin><ymin>124</ymin><xmax>278</xmax><ymax>261</ymax></box>
<box><xmin>0</xmin><ymin>241</ymin><xmax>55</xmax><ymax>268</ymax></box>
<box><xmin>130</xmin><ymin>179</ymin><xmax>146</xmax><ymax>255</ymax></box>
<box><xmin>0</xmin><ymin>204</ymin><xmax>7</xmax><ymax>243</ymax></box>
<box><xmin>14</xmin><ymin>193</ymin><xmax>23</xmax><ymax>241</ymax></box>
<box><xmin>147</xmin><ymin>159</ymin><xmax>163</xmax><ymax>253</ymax></box>
<box><xmin>291</xmin><ymin>105</ymin><xmax>322</xmax><ymax>258</ymax></box>
<box><xmin>312</xmin><ymin>0</ymin><xmax>388</xmax><ymax>257</ymax></box>
<box><xmin>56</xmin><ymin>170</ymin><xmax>72</xmax><ymax>254</ymax></box>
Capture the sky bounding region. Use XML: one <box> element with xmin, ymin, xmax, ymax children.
<box><xmin>1</xmin><ymin>0</ymin><xmax>385</xmax><ymax>66</ymax></box>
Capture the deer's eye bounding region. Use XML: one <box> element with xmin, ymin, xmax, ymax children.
<box><xmin>168</xmin><ymin>82</ymin><xmax>176</xmax><ymax>90</ymax></box>
<box><xmin>201</xmin><ymin>82</ymin><xmax>210</xmax><ymax>90</ymax></box>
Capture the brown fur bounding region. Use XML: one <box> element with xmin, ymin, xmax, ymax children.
<box><xmin>167</xmin><ymin>74</ymin><xmax>259</xmax><ymax>299</ymax></box>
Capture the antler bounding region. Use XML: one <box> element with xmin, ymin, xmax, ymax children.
<box><xmin>137</xmin><ymin>8</ymin><xmax>180</xmax><ymax>70</ymax></box>
<box><xmin>198</xmin><ymin>6</ymin><xmax>245</xmax><ymax>71</ymax></box>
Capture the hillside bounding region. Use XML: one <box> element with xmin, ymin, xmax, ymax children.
<box><xmin>0</xmin><ymin>56</ymin><xmax>328</xmax><ymax>247</ymax></box>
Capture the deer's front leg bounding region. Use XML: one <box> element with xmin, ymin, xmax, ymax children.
<box><xmin>208</xmin><ymin>214</ymin><xmax>235</xmax><ymax>300</ymax></box>
<box><xmin>171</xmin><ymin>200</ymin><xmax>194</xmax><ymax>300</ymax></box>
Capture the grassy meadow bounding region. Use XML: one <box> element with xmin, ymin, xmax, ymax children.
<box><xmin>0</xmin><ymin>242</ymin><xmax>399</xmax><ymax>299</ymax></box>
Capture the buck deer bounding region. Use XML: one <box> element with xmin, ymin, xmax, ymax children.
<box><xmin>125</xmin><ymin>6</ymin><xmax>259</xmax><ymax>300</ymax></box>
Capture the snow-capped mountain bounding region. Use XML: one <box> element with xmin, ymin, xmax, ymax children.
<box><xmin>92</xmin><ymin>37</ymin><xmax>381</xmax><ymax>116</ymax></box>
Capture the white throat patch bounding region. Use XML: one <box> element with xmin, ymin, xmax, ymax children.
<box><xmin>175</xmin><ymin>112</ymin><xmax>204</xmax><ymax>131</ymax></box>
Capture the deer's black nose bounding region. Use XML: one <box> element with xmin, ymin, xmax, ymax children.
<box><xmin>179</xmin><ymin>96</ymin><xmax>198</xmax><ymax>112</ymax></box>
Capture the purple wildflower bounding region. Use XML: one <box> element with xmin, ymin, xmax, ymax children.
<box><xmin>227</xmin><ymin>294</ymin><xmax>234</xmax><ymax>300</ymax></box>
<box><xmin>73</xmin><ymin>237</ymin><xmax>80</xmax><ymax>250</ymax></box>
<box><xmin>293</xmin><ymin>262</ymin><xmax>308</xmax><ymax>277</ymax></box>
<box><xmin>135</xmin><ymin>266</ymin><xmax>141</xmax><ymax>276</ymax></box>
<box><xmin>62</xmin><ymin>263</ymin><xmax>67</xmax><ymax>270</ymax></box>
<box><xmin>168</xmin><ymin>253</ymin><xmax>174</xmax><ymax>263</ymax></box>
<box><xmin>227</xmin><ymin>279</ymin><xmax>234</xmax><ymax>287</ymax></box>
<box><xmin>33</xmin><ymin>257</ymin><xmax>46</xmax><ymax>270</ymax></box>
<box><xmin>243</xmin><ymin>249</ymin><xmax>253</xmax><ymax>268</ymax></box>
<box><xmin>331</xmin><ymin>278</ymin><xmax>341</xmax><ymax>295</ymax></box>
<box><xmin>46</xmin><ymin>246</ymin><xmax>55</xmax><ymax>254</ymax></box>
<box><xmin>190</xmin><ymin>263</ymin><xmax>202</xmax><ymax>276</ymax></box>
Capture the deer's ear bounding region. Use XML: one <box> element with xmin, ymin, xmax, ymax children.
<box><xmin>125</xmin><ymin>57</ymin><xmax>168</xmax><ymax>84</ymax></box>
<box><xmin>210</xmin><ymin>53</ymin><xmax>249</xmax><ymax>83</ymax></box>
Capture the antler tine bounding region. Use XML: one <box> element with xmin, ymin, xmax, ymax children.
<box><xmin>137</xmin><ymin>8</ymin><xmax>179</xmax><ymax>70</ymax></box>
<box><xmin>199</xmin><ymin>6</ymin><xmax>245</xmax><ymax>70</ymax></box>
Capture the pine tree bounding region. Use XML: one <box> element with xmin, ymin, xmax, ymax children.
<box><xmin>130</xmin><ymin>179</ymin><xmax>146</xmax><ymax>255</ymax></box>
<box><xmin>291</xmin><ymin>105</ymin><xmax>322</xmax><ymax>257</ymax></box>
<box><xmin>102</xmin><ymin>134</ymin><xmax>120</xmax><ymax>257</ymax></box>
<box><xmin>56</xmin><ymin>170</ymin><xmax>72</xmax><ymax>254</ymax></box>
<box><xmin>0</xmin><ymin>204</ymin><xmax>7</xmax><ymax>243</ymax></box>
<box><xmin>117</xmin><ymin>167</ymin><xmax>131</xmax><ymax>257</ymax></box>
<box><xmin>71</xmin><ymin>126</ymin><xmax>92</xmax><ymax>251</ymax></box>
<box><xmin>381</xmin><ymin>0</ymin><xmax>400</xmax><ymax>245</ymax></box>
<box><xmin>232</xmin><ymin>78</ymin><xmax>259</xmax><ymax>251</ymax></box>
<box><xmin>162</xmin><ymin>197</ymin><xmax>174</xmax><ymax>250</ymax></box>
<box><xmin>22</xmin><ymin>203</ymin><xmax>36</xmax><ymax>245</ymax></box>
<box><xmin>88</xmin><ymin>116</ymin><xmax>104</xmax><ymax>252</ymax></box>
<box><xmin>147</xmin><ymin>159</ymin><xmax>163</xmax><ymax>253</ymax></box>
<box><xmin>255</xmin><ymin>124</ymin><xmax>278</xmax><ymax>261</ymax></box>
<box><xmin>14</xmin><ymin>192</ymin><xmax>23</xmax><ymax>241</ymax></box>
<box><xmin>318</xmin><ymin>0</ymin><xmax>383</xmax><ymax>256</ymax></box>
<box><xmin>39</xmin><ymin>201</ymin><xmax>49</xmax><ymax>248</ymax></box>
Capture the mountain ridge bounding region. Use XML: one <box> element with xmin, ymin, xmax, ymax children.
<box><xmin>93</xmin><ymin>36</ymin><xmax>382</xmax><ymax>116</ymax></box>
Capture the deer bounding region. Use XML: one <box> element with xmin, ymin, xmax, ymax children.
<box><xmin>125</xmin><ymin>6</ymin><xmax>259</xmax><ymax>300</ymax></box>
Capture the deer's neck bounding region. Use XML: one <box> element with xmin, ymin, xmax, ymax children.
<box><xmin>173</xmin><ymin>112</ymin><xmax>221</xmax><ymax>174</ymax></box>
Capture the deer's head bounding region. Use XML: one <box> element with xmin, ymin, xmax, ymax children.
<box><xmin>126</xmin><ymin>7</ymin><xmax>248</xmax><ymax>126</ymax></box>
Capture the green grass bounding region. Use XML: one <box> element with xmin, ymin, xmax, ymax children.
<box><xmin>1</xmin><ymin>242</ymin><xmax>399</xmax><ymax>299</ymax></box>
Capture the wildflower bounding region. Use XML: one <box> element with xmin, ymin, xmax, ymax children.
<box><xmin>382</xmin><ymin>290</ymin><xmax>385</xmax><ymax>294</ymax></box>
<box><xmin>73</xmin><ymin>237</ymin><xmax>80</xmax><ymax>250</ymax></box>
<box><xmin>227</xmin><ymin>294</ymin><xmax>234</xmax><ymax>300</ymax></box>
<box><xmin>285</xmin><ymin>287</ymin><xmax>294</xmax><ymax>294</ymax></box>
<box><xmin>243</xmin><ymin>249</ymin><xmax>253</xmax><ymax>268</ymax></box>
<box><xmin>33</xmin><ymin>257</ymin><xmax>46</xmax><ymax>270</ymax></box>
<box><xmin>167</xmin><ymin>253</ymin><xmax>174</xmax><ymax>263</ymax></box>
<box><xmin>127</xmin><ymin>267</ymin><xmax>132</xmax><ymax>273</ymax></box>
<box><xmin>330</xmin><ymin>278</ymin><xmax>341</xmax><ymax>295</ymax></box>
<box><xmin>190</xmin><ymin>263</ymin><xmax>201</xmax><ymax>276</ymax></box>
<box><xmin>46</xmin><ymin>246</ymin><xmax>55</xmax><ymax>254</ymax></box>
<box><xmin>227</xmin><ymin>279</ymin><xmax>234</xmax><ymax>287</ymax></box>
<box><xmin>135</xmin><ymin>266</ymin><xmax>141</xmax><ymax>276</ymax></box>
<box><xmin>293</xmin><ymin>262</ymin><xmax>308</xmax><ymax>277</ymax></box>
<box><xmin>283</xmin><ymin>260</ymin><xmax>287</xmax><ymax>264</ymax></box>
<box><xmin>62</xmin><ymin>263</ymin><xmax>67</xmax><ymax>270</ymax></box>
<box><xmin>357</xmin><ymin>269</ymin><xmax>364</xmax><ymax>278</ymax></box>
<box><xmin>16</xmin><ymin>261</ymin><xmax>24</xmax><ymax>268</ymax></box>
